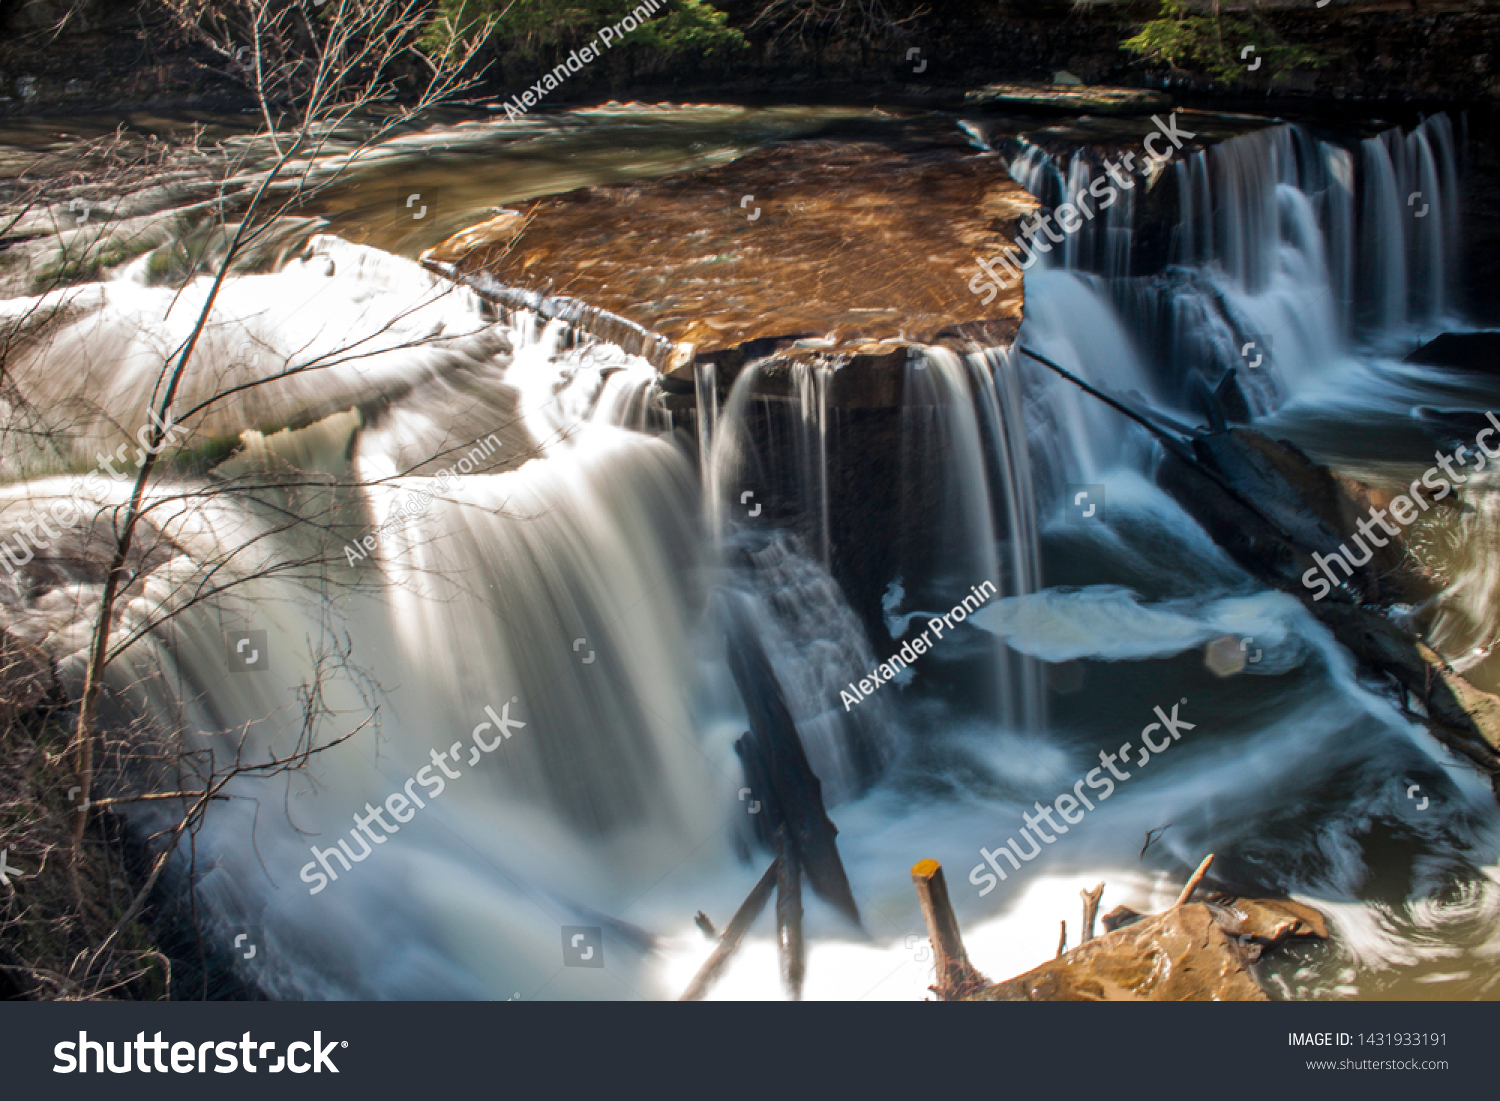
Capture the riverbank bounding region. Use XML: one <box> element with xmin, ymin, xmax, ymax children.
<box><xmin>5</xmin><ymin>0</ymin><xmax>1500</xmax><ymax>121</ymax></box>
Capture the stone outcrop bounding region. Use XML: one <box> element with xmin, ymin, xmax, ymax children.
<box><xmin>422</xmin><ymin>117</ymin><xmax>1035</xmax><ymax>387</ymax></box>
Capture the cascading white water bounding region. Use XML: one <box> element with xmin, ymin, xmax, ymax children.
<box><xmin>1013</xmin><ymin>269</ymin><xmax>1161</xmax><ymax>483</ymax></box>
<box><xmin>1362</xmin><ymin>132</ymin><xmax>1411</xmax><ymax>334</ymax></box>
<box><xmin>792</xmin><ymin>363</ymin><xmax>832</xmax><ymax>568</ymax></box>
<box><xmin>1010</xmin><ymin>116</ymin><xmax>1461</xmax><ymax>407</ymax></box>
<box><xmin>1357</xmin><ymin>116</ymin><xmax>1460</xmax><ymax>333</ymax></box>
<box><xmin>899</xmin><ymin>348</ymin><xmax>1036</xmax><ymax>728</ymax></box>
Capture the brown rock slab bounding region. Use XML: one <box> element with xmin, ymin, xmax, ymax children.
<box><xmin>969</xmin><ymin>903</ymin><xmax>1267</xmax><ymax>1001</ymax></box>
<box><xmin>422</xmin><ymin>209</ymin><xmax>528</xmax><ymax>266</ymax></box>
<box><xmin>421</xmin><ymin>123</ymin><xmax>1036</xmax><ymax>380</ymax></box>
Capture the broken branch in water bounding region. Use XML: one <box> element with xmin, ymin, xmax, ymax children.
<box><xmin>679</xmin><ymin>858</ymin><xmax>781</xmax><ymax>1001</ymax></box>
<box><xmin>1141</xmin><ymin>824</ymin><xmax>1172</xmax><ymax>857</ymax></box>
<box><xmin>1175</xmin><ymin>854</ymin><xmax>1216</xmax><ymax>908</ymax></box>
<box><xmin>910</xmin><ymin>859</ymin><xmax>988</xmax><ymax>1000</ymax></box>
<box><xmin>1080</xmin><ymin>883</ymin><xmax>1105</xmax><ymax>944</ymax></box>
<box><xmin>775</xmin><ymin>825</ymin><xmax>805</xmax><ymax>1001</ymax></box>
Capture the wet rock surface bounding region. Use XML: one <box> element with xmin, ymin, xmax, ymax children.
<box><xmin>971</xmin><ymin>895</ymin><xmax>1328</xmax><ymax>1001</ymax></box>
<box><xmin>423</xmin><ymin>118</ymin><xmax>1035</xmax><ymax>381</ymax></box>
<box><xmin>964</xmin><ymin>82</ymin><xmax>1171</xmax><ymax>115</ymax></box>
<box><xmin>971</xmin><ymin>903</ymin><xmax>1269</xmax><ymax>1001</ymax></box>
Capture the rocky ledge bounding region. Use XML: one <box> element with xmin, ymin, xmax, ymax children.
<box><xmin>421</xmin><ymin>117</ymin><xmax>1036</xmax><ymax>391</ymax></box>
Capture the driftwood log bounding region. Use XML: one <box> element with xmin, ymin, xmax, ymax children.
<box><xmin>910</xmin><ymin>860</ymin><xmax>988</xmax><ymax>999</ymax></box>
<box><xmin>1022</xmin><ymin>344</ymin><xmax>1500</xmax><ymax>796</ymax></box>
<box><xmin>972</xmin><ymin>902</ymin><xmax>1268</xmax><ymax>1001</ymax></box>
<box><xmin>1156</xmin><ymin>426</ymin><xmax>1500</xmax><ymax>792</ymax></box>
<box><xmin>679</xmin><ymin>858</ymin><xmax>780</xmax><ymax>1001</ymax></box>
<box><xmin>970</xmin><ymin>859</ymin><xmax>1325</xmax><ymax>1001</ymax></box>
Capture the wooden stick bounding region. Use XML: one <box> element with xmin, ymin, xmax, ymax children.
<box><xmin>1056</xmin><ymin>920</ymin><xmax>1067</xmax><ymax>958</ymax></box>
<box><xmin>1174</xmin><ymin>854</ymin><xmax>1215</xmax><ymax>908</ymax></box>
<box><xmin>679</xmin><ymin>857</ymin><xmax>780</xmax><ymax>1001</ymax></box>
<box><xmin>910</xmin><ymin>859</ymin><xmax>987</xmax><ymax>999</ymax></box>
<box><xmin>775</xmin><ymin>825</ymin><xmax>805</xmax><ymax>1001</ymax></box>
<box><xmin>1080</xmin><ymin>883</ymin><xmax>1104</xmax><ymax>943</ymax></box>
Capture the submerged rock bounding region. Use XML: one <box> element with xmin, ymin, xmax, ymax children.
<box><xmin>1404</xmin><ymin>331</ymin><xmax>1500</xmax><ymax>372</ymax></box>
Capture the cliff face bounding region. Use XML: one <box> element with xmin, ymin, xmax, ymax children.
<box><xmin>3</xmin><ymin>0</ymin><xmax>1500</xmax><ymax>116</ymax></box>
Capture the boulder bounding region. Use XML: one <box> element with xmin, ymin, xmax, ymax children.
<box><xmin>1404</xmin><ymin>331</ymin><xmax>1500</xmax><ymax>372</ymax></box>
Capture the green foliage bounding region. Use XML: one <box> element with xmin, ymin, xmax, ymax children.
<box><xmin>424</xmin><ymin>0</ymin><xmax>744</xmax><ymax>60</ymax></box>
<box><xmin>1122</xmin><ymin>0</ymin><xmax>1331</xmax><ymax>84</ymax></box>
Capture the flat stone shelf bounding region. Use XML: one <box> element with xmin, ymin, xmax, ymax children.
<box><xmin>421</xmin><ymin>118</ymin><xmax>1036</xmax><ymax>386</ymax></box>
<box><xmin>964</xmin><ymin>82</ymin><xmax>1173</xmax><ymax>115</ymax></box>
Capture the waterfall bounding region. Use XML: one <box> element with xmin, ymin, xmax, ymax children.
<box><xmin>711</xmin><ymin>532</ymin><xmax>897</xmax><ymax>804</ymax></box>
<box><xmin>1062</xmin><ymin>154</ymin><xmax>1089</xmax><ymax>272</ymax></box>
<box><xmin>2</xmin><ymin>105</ymin><xmax>1492</xmax><ymax>1002</ymax></box>
<box><xmin>1003</xmin><ymin>115</ymin><xmax>1461</xmax><ymax>391</ymax></box>
<box><xmin>1361</xmin><ymin>133</ymin><xmax>1410</xmax><ymax>334</ymax></box>
<box><xmin>899</xmin><ymin>349</ymin><xmax>1046</xmax><ymax>730</ymax></box>
<box><xmin>1356</xmin><ymin>116</ymin><xmax>1459</xmax><ymax>338</ymax></box>
<box><xmin>703</xmin><ymin>359</ymin><xmax>897</xmax><ymax>801</ymax></box>
<box><xmin>793</xmin><ymin>363</ymin><xmax>832</xmax><ymax>568</ymax></box>
<box><xmin>1014</xmin><ymin>269</ymin><xmax>1160</xmax><ymax>482</ymax></box>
